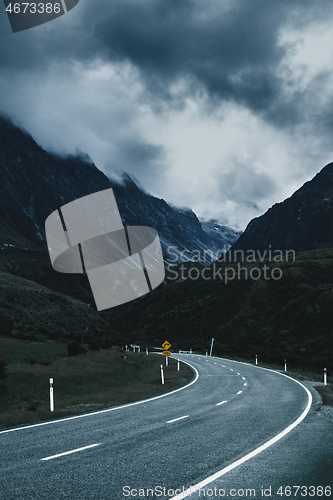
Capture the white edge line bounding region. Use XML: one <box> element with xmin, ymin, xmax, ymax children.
<box><xmin>0</xmin><ymin>358</ymin><xmax>199</xmax><ymax>435</ymax></box>
<box><xmin>216</xmin><ymin>401</ymin><xmax>227</xmax><ymax>406</ymax></box>
<box><xmin>41</xmin><ymin>443</ymin><xmax>100</xmax><ymax>461</ymax></box>
<box><xmin>169</xmin><ymin>358</ymin><xmax>313</xmax><ymax>500</ymax></box>
<box><xmin>167</xmin><ymin>415</ymin><xmax>189</xmax><ymax>424</ymax></box>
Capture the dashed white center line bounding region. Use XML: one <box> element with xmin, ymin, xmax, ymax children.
<box><xmin>214</xmin><ymin>362</ymin><xmax>217</xmax><ymax>365</ymax></box>
<box><xmin>242</xmin><ymin>377</ymin><xmax>246</xmax><ymax>380</ymax></box>
<box><xmin>237</xmin><ymin>372</ymin><xmax>240</xmax><ymax>375</ymax></box>
<box><xmin>167</xmin><ymin>415</ymin><xmax>189</xmax><ymax>424</ymax></box>
<box><xmin>216</xmin><ymin>400</ymin><xmax>228</xmax><ymax>406</ymax></box>
<box><xmin>230</xmin><ymin>369</ymin><xmax>234</xmax><ymax>371</ymax></box>
<box><xmin>237</xmin><ymin>390</ymin><xmax>243</xmax><ymax>395</ymax></box>
<box><xmin>244</xmin><ymin>383</ymin><xmax>247</xmax><ymax>386</ymax></box>
<box><xmin>41</xmin><ymin>443</ymin><xmax>101</xmax><ymax>461</ymax></box>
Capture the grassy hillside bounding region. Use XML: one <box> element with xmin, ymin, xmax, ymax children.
<box><xmin>0</xmin><ymin>268</ymin><xmax>119</xmax><ymax>349</ymax></box>
<box><xmin>0</xmin><ymin>348</ymin><xmax>192</xmax><ymax>429</ymax></box>
<box><xmin>108</xmin><ymin>248</ymin><xmax>333</xmax><ymax>371</ymax></box>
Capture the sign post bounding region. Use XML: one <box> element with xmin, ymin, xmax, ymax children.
<box><xmin>162</xmin><ymin>341</ymin><xmax>171</xmax><ymax>358</ymax></box>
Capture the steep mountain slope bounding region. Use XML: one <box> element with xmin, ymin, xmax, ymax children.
<box><xmin>230</xmin><ymin>163</ymin><xmax>333</xmax><ymax>254</ymax></box>
<box><xmin>0</xmin><ymin>116</ymin><xmax>237</xmax><ymax>265</ymax></box>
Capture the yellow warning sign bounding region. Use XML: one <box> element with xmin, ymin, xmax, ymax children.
<box><xmin>162</xmin><ymin>341</ymin><xmax>171</xmax><ymax>350</ymax></box>
<box><xmin>163</xmin><ymin>351</ymin><xmax>171</xmax><ymax>356</ymax></box>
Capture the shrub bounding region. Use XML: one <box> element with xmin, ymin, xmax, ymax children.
<box><xmin>67</xmin><ymin>341</ymin><xmax>87</xmax><ymax>356</ymax></box>
<box><xmin>0</xmin><ymin>360</ymin><xmax>8</xmax><ymax>380</ymax></box>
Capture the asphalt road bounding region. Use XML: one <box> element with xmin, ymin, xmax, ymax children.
<box><xmin>1</xmin><ymin>354</ymin><xmax>332</xmax><ymax>499</ymax></box>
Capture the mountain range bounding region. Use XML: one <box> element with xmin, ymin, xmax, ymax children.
<box><xmin>1</xmin><ymin>115</ymin><xmax>333</xmax><ymax>370</ymax></box>
<box><xmin>0</xmin><ymin>115</ymin><xmax>237</xmax><ymax>345</ymax></box>
<box><xmin>0</xmin><ymin>116</ymin><xmax>239</xmax><ymax>266</ymax></box>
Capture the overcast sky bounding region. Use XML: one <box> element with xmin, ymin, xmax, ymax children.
<box><xmin>1</xmin><ymin>0</ymin><xmax>333</xmax><ymax>230</ymax></box>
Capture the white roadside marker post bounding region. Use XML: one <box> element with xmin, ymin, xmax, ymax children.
<box><xmin>160</xmin><ymin>365</ymin><xmax>164</xmax><ymax>385</ymax></box>
<box><xmin>255</xmin><ymin>355</ymin><xmax>258</xmax><ymax>366</ymax></box>
<box><xmin>324</xmin><ymin>367</ymin><xmax>327</xmax><ymax>386</ymax></box>
<box><xmin>177</xmin><ymin>360</ymin><xmax>180</xmax><ymax>372</ymax></box>
<box><xmin>49</xmin><ymin>378</ymin><xmax>54</xmax><ymax>412</ymax></box>
<box><xmin>138</xmin><ymin>346</ymin><xmax>140</xmax><ymax>352</ymax></box>
<box><xmin>166</xmin><ymin>355</ymin><xmax>168</xmax><ymax>366</ymax></box>
<box><xmin>190</xmin><ymin>348</ymin><xmax>192</xmax><ymax>354</ymax></box>
<box><xmin>284</xmin><ymin>359</ymin><xmax>287</xmax><ymax>372</ymax></box>
<box><xmin>206</xmin><ymin>350</ymin><xmax>208</xmax><ymax>356</ymax></box>
<box><xmin>146</xmin><ymin>348</ymin><xmax>148</xmax><ymax>355</ymax></box>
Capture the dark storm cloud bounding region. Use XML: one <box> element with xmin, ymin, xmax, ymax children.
<box><xmin>89</xmin><ymin>0</ymin><xmax>285</xmax><ymax>113</ymax></box>
<box><xmin>1</xmin><ymin>0</ymin><xmax>333</xmax><ymax>126</ymax></box>
<box><xmin>81</xmin><ymin>0</ymin><xmax>333</xmax><ymax>123</ymax></box>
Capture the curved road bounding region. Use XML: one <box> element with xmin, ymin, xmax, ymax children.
<box><xmin>0</xmin><ymin>354</ymin><xmax>332</xmax><ymax>499</ymax></box>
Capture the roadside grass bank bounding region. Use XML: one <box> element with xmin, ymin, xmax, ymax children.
<box><xmin>0</xmin><ymin>349</ymin><xmax>193</xmax><ymax>430</ymax></box>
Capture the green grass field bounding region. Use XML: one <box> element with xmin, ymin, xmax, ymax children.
<box><xmin>0</xmin><ymin>336</ymin><xmax>67</xmax><ymax>364</ymax></box>
<box><xmin>0</xmin><ymin>348</ymin><xmax>193</xmax><ymax>430</ymax></box>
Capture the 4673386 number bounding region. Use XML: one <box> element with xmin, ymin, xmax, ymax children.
<box><xmin>5</xmin><ymin>2</ymin><xmax>61</xmax><ymax>14</ymax></box>
<box><xmin>276</xmin><ymin>485</ymin><xmax>331</xmax><ymax>497</ymax></box>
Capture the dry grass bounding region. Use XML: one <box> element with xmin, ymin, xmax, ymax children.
<box><xmin>0</xmin><ymin>349</ymin><xmax>193</xmax><ymax>429</ymax></box>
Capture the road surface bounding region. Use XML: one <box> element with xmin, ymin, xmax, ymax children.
<box><xmin>1</xmin><ymin>354</ymin><xmax>332</xmax><ymax>499</ymax></box>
